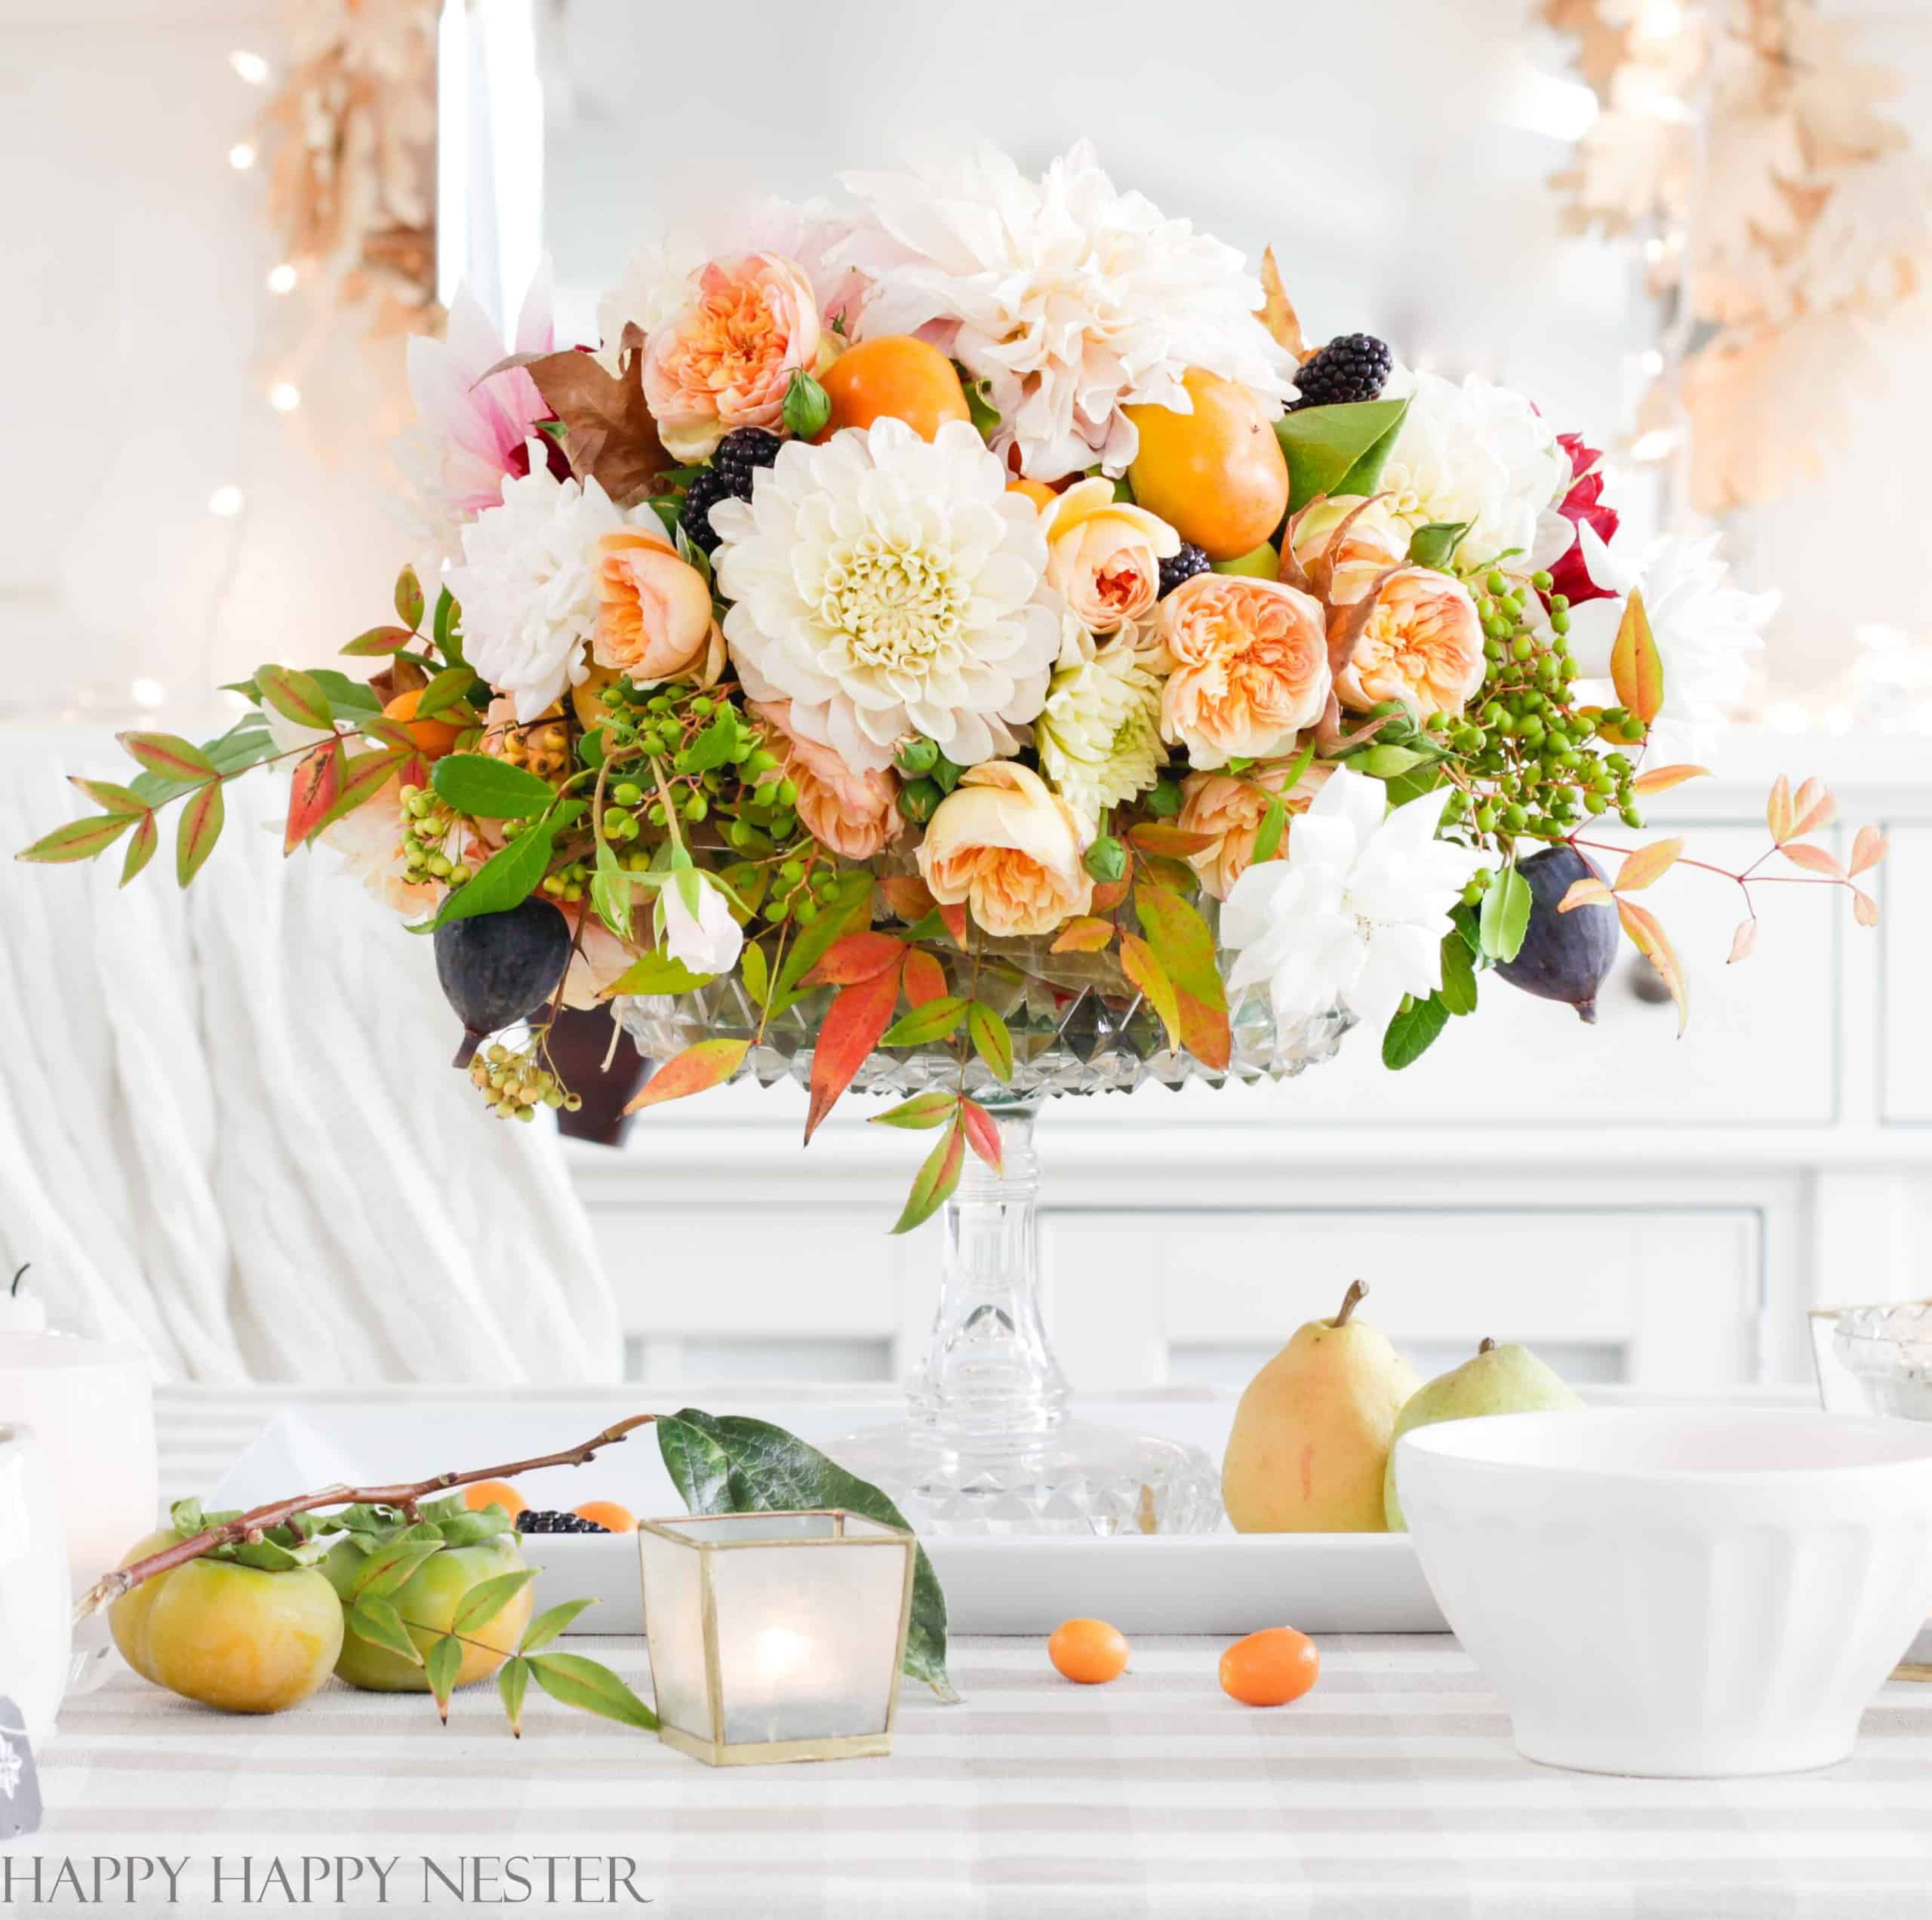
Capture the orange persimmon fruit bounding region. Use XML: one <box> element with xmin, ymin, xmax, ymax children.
<box><xmin>573</xmin><ymin>1500</ymin><xmax>637</xmax><ymax>1534</ymax></box>
<box><xmin>462</xmin><ymin>1480</ymin><xmax>526</xmax><ymax>1521</ymax></box>
<box><xmin>1123</xmin><ymin>368</ymin><xmax>1290</xmax><ymax>560</ymax></box>
<box><xmin>1048</xmin><ymin>1617</ymin><xmax>1130</xmax><ymax>1685</ymax></box>
<box><xmin>1218</xmin><ymin>1626</ymin><xmax>1320</xmax><ymax>1707</ymax></box>
<box><xmin>1006</xmin><ymin>477</ymin><xmax>1059</xmax><ymax>509</ymax></box>
<box><xmin>817</xmin><ymin>335</ymin><xmax>972</xmax><ymax>443</ymax></box>
<box><xmin>382</xmin><ymin>687</ymin><xmax>463</xmax><ymax>758</ymax></box>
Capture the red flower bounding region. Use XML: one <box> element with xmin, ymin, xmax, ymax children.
<box><xmin>1546</xmin><ymin>432</ymin><xmax>1620</xmax><ymax>608</ymax></box>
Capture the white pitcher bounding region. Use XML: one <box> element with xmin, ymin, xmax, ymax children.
<box><xmin>0</xmin><ymin>1426</ymin><xmax>72</xmax><ymax>1747</ymax></box>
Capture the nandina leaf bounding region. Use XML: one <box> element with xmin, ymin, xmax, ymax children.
<box><xmin>770</xmin><ymin>870</ymin><xmax>875</xmax><ymax>1008</ymax></box>
<box><xmin>937</xmin><ymin>902</ymin><xmax>970</xmax><ymax>947</ymax></box>
<box><xmin>891</xmin><ymin>1117</ymin><xmax>966</xmax><ymax>1235</ymax></box>
<box><xmin>1631</xmin><ymin>763</ymin><xmax>1711</xmax><ymax>797</ymax></box>
<box><xmin>342</xmin><ymin>625</ymin><xmax>417</xmax><ymax>657</ymax></box>
<box><xmin>497</xmin><ymin>1657</ymin><xmax>530</xmax><ymax>1737</ymax></box>
<box><xmin>1617</xmin><ymin>899</ymin><xmax>1687</xmax><ymax>1037</ymax></box>
<box><xmin>119</xmin><ymin>811</ymin><xmax>158</xmax><ymax>887</ymax></box>
<box><xmin>880</xmin><ymin>875</ymin><xmax>936</xmax><ymax>922</ymax></box>
<box><xmin>119</xmin><ymin>731</ymin><xmax>215</xmax><ymax>783</ymax></box>
<box><xmin>284</xmin><ymin>739</ymin><xmax>345</xmax><ymax>854</ymax></box>
<box><xmin>805</xmin><ymin>961</ymin><xmax>906</xmax><ymax>1141</ymax></box>
<box><xmin>426</xmin><ymin>1635</ymin><xmax>461</xmax><ymax>1724</ymax></box>
<box><xmin>1133</xmin><ymin>884</ymin><xmax>1230</xmax><ymax>1069</ymax></box>
<box><xmin>958</xmin><ymin>1097</ymin><xmax>1003</xmax><ymax>1172</ymax></box>
<box><xmin>175</xmin><ymin>780</ymin><xmax>226</xmax><ymax>887</ymax></box>
<box><xmin>355</xmin><ymin>715</ymin><xmax>421</xmax><ymax>756</ymax></box>
<box><xmin>1121</xmin><ymin>931</ymin><xmax>1183</xmax><ymax>1051</ymax></box>
<box><xmin>1128</xmin><ymin>823</ymin><xmax>1216</xmax><ymax>857</ymax></box>
<box><xmin>1256</xmin><ymin>245</ymin><xmax>1308</xmax><ymax>358</ymax></box>
<box><xmin>1853</xmin><ymin>888</ymin><xmax>1881</xmax><ymax>928</ymax></box>
<box><xmin>394</xmin><ymin>565</ymin><xmax>426</xmax><ymax>632</ymax></box>
<box><xmin>15</xmin><ymin>813</ymin><xmax>136</xmax><ymax>864</ymax></box>
<box><xmin>347</xmin><ymin>1595</ymin><xmax>422</xmax><ymax>1666</ymax></box>
<box><xmin>1558</xmin><ymin>877</ymin><xmax>1615</xmax><ymax>913</ymax></box>
<box><xmin>312</xmin><ymin>749</ymin><xmax>410</xmax><ymax>836</ymax></box>
<box><xmin>1850</xmin><ymin>825</ymin><xmax>1888</xmax><ymax>876</ymax></box>
<box><xmin>1051</xmin><ymin>916</ymin><xmax>1115</xmax><ymax>954</ymax></box>
<box><xmin>452</xmin><ymin>1568</ymin><xmax>537</xmax><ymax>1635</ymax></box>
<box><xmin>881</xmin><ymin>998</ymin><xmax>967</xmax><ymax>1046</ymax></box>
<box><xmin>1614</xmin><ymin>836</ymin><xmax>1684</xmax><ymax>894</ymax></box>
<box><xmin>257</xmin><ymin>664</ymin><xmax>334</xmax><ymax>734</ymax></box>
<box><xmin>414</xmin><ymin>664</ymin><xmax>478</xmax><ymax>720</ymax></box>
<box><xmin>1727</xmin><ymin>916</ymin><xmax>1759</xmax><ymax>965</ymax></box>
<box><xmin>623</xmin><ymin>1038</ymin><xmax>749</xmax><ymax>1113</ymax></box>
<box><xmin>1778</xmin><ymin>842</ymin><xmax>1843</xmax><ymax>878</ymax></box>
<box><xmin>804</xmin><ymin>931</ymin><xmax>904</xmax><ymax>986</ymax></box>
<box><xmin>902</xmin><ymin>949</ymin><xmax>948</xmax><ymax>1008</ymax></box>
<box><xmin>967</xmin><ymin>1003</ymin><xmax>1014</xmax><ymax>1082</ymax></box>
<box><xmin>67</xmin><ymin>777</ymin><xmax>146</xmax><ymax>816</ymax></box>
<box><xmin>1790</xmin><ymin>780</ymin><xmax>1837</xmax><ymax>840</ymax></box>
<box><xmin>1766</xmin><ymin>774</ymin><xmax>1795</xmax><ymax>845</ymax></box>
<box><xmin>1609</xmin><ymin>588</ymin><xmax>1663</xmax><ymax>727</ymax></box>
<box><xmin>518</xmin><ymin>1598</ymin><xmax>596</xmax><ymax>1653</ymax></box>
<box><xmin>525</xmin><ymin>1652</ymin><xmax>659</xmax><ymax>1731</ymax></box>
<box><xmin>871</xmin><ymin>1091</ymin><xmax>960</xmax><ymax>1131</ymax></box>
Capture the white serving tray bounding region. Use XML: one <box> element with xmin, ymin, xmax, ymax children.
<box><xmin>209</xmin><ymin>1390</ymin><xmax>1447</xmax><ymax>1636</ymax></box>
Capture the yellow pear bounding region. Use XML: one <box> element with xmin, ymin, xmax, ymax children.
<box><xmin>1222</xmin><ymin>1282</ymin><xmax>1422</xmax><ymax>1532</ymax></box>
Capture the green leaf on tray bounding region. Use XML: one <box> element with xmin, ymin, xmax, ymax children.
<box><xmin>658</xmin><ymin>1408</ymin><xmax>958</xmax><ymax>1702</ymax></box>
<box><xmin>1275</xmin><ymin>397</ymin><xmax>1410</xmax><ymax>512</ymax></box>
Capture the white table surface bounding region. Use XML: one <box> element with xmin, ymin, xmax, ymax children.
<box><xmin>23</xmin><ymin>1386</ymin><xmax>1932</xmax><ymax>1918</ymax></box>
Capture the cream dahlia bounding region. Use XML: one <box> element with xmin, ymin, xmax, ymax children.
<box><xmin>839</xmin><ymin>142</ymin><xmax>1297</xmax><ymax>482</ymax></box>
<box><xmin>1035</xmin><ymin>615</ymin><xmax>1167</xmax><ymax>823</ymax></box>
<box><xmin>445</xmin><ymin>443</ymin><xmax>645</xmax><ymax>725</ymax></box>
<box><xmin>709</xmin><ymin>418</ymin><xmax>1060</xmax><ymax>775</ymax></box>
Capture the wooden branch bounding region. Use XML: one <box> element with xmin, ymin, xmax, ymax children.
<box><xmin>75</xmin><ymin>1414</ymin><xmax>660</xmax><ymax>1624</ymax></box>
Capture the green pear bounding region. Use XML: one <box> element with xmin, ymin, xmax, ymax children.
<box><xmin>1383</xmin><ymin>1338</ymin><xmax>1582</xmax><ymax>1530</ymax></box>
<box><xmin>1223</xmin><ymin>1281</ymin><xmax>1423</xmax><ymax>1532</ymax></box>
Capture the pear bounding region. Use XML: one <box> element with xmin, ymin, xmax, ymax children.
<box><xmin>1383</xmin><ymin>1338</ymin><xmax>1583</xmax><ymax>1531</ymax></box>
<box><xmin>1222</xmin><ymin>1282</ymin><xmax>1422</xmax><ymax>1533</ymax></box>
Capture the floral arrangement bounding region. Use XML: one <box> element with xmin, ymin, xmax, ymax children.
<box><xmin>20</xmin><ymin>144</ymin><xmax>1887</xmax><ymax>1229</ymax></box>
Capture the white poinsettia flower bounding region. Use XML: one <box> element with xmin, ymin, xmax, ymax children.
<box><xmin>445</xmin><ymin>442</ymin><xmax>647</xmax><ymax>725</ymax></box>
<box><xmin>1564</xmin><ymin>525</ymin><xmax>1777</xmax><ymax>755</ymax></box>
<box><xmin>660</xmin><ymin>871</ymin><xmax>744</xmax><ymax>976</ymax></box>
<box><xmin>1035</xmin><ymin>614</ymin><xmax>1167</xmax><ymax>823</ymax></box>
<box><xmin>838</xmin><ymin>142</ymin><xmax>1297</xmax><ymax>482</ymax></box>
<box><xmin>710</xmin><ymin>418</ymin><xmax>1060</xmax><ymax>777</ymax></box>
<box><xmin>1221</xmin><ymin>768</ymin><xmax>1483</xmax><ymax>1038</ymax></box>
<box><xmin>1378</xmin><ymin>367</ymin><xmax>1572</xmax><ymax>572</ymax></box>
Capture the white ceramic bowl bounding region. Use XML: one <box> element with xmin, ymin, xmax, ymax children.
<box><xmin>1395</xmin><ymin>1409</ymin><xmax>1932</xmax><ymax>1777</ymax></box>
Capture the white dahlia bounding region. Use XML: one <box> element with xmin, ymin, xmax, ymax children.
<box><xmin>445</xmin><ymin>443</ymin><xmax>641</xmax><ymax>724</ymax></box>
<box><xmin>1035</xmin><ymin>615</ymin><xmax>1167</xmax><ymax>823</ymax></box>
<box><xmin>839</xmin><ymin>142</ymin><xmax>1298</xmax><ymax>483</ymax></box>
<box><xmin>709</xmin><ymin>418</ymin><xmax>1060</xmax><ymax>775</ymax></box>
<box><xmin>1378</xmin><ymin>368</ymin><xmax>1573</xmax><ymax>572</ymax></box>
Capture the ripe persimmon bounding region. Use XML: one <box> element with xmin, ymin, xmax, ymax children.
<box><xmin>1124</xmin><ymin>368</ymin><xmax>1290</xmax><ymax>560</ymax></box>
<box><xmin>382</xmin><ymin>687</ymin><xmax>463</xmax><ymax>758</ymax></box>
<box><xmin>818</xmin><ymin>336</ymin><xmax>972</xmax><ymax>443</ymax></box>
<box><xmin>463</xmin><ymin>1480</ymin><xmax>527</xmax><ymax>1521</ymax></box>
<box><xmin>573</xmin><ymin>1500</ymin><xmax>637</xmax><ymax>1534</ymax></box>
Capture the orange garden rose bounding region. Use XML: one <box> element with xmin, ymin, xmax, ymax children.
<box><xmin>1177</xmin><ymin>754</ymin><xmax>1333</xmax><ymax>900</ymax></box>
<box><xmin>1334</xmin><ymin>567</ymin><xmax>1485</xmax><ymax>721</ymax></box>
<box><xmin>592</xmin><ymin>529</ymin><xmax>721</xmax><ymax>686</ymax></box>
<box><xmin>1041</xmin><ymin>478</ymin><xmax>1180</xmax><ymax>634</ymax></box>
<box><xmin>749</xmin><ymin>700</ymin><xmax>902</xmax><ymax>861</ymax></box>
<box><xmin>916</xmin><ymin>762</ymin><xmax>1094</xmax><ymax>939</ymax></box>
<box><xmin>641</xmin><ymin>252</ymin><xmax>821</xmax><ymax>460</ymax></box>
<box><xmin>1288</xmin><ymin>496</ymin><xmax>1410</xmax><ymax>605</ymax></box>
<box><xmin>1156</xmin><ymin>574</ymin><xmax>1331</xmax><ymax>770</ymax></box>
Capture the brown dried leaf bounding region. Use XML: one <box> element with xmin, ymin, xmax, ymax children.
<box><xmin>1614</xmin><ymin>836</ymin><xmax>1685</xmax><ymax>894</ymax></box>
<box><xmin>1727</xmin><ymin>916</ymin><xmax>1759</xmax><ymax>965</ymax></box>
<box><xmin>525</xmin><ymin>327</ymin><xmax>668</xmax><ymax>507</ymax></box>
<box><xmin>1778</xmin><ymin>841</ymin><xmax>1844</xmax><ymax>878</ymax></box>
<box><xmin>879</xmin><ymin>875</ymin><xmax>936</xmax><ymax>922</ymax></box>
<box><xmin>1766</xmin><ymin>774</ymin><xmax>1795</xmax><ymax>845</ymax></box>
<box><xmin>1849</xmin><ymin>824</ymin><xmax>1889</xmax><ymax>876</ymax></box>
<box><xmin>1256</xmin><ymin>247</ymin><xmax>1308</xmax><ymax>361</ymax></box>
<box><xmin>1617</xmin><ymin>898</ymin><xmax>1688</xmax><ymax>1037</ymax></box>
<box><xmin>1631</xmin><ymin>763</ymin><xmax>1712</xmax><ymax>797</ymax></box>
<box><xmin>1852</xmin><ymin>888</ymin><xmax>1881</xmax><ymax>928</ymax></box>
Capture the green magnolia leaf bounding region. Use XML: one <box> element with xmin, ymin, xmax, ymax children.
<box><xmin>426</xmin><ymin>1635</ymin><xmax>463</xmax><ymax>1721</ymax></box>
<box><xmin>1407</xmin><ymin>520</ymin><xmax>1472</xmax><ymax>570</ymax></box>
<box><xmin>256</xmin><ymin>665</ymin><xmax>334</xmax><ymax>734</ymax></box>
<box><xmin>1383</xmin><ymin>992</ymin><xmax>1451</xmax><ymax>1069</ymax></box>
<box><xmin>881</xmin><ymin>998</ymin><xmax>967</xmax><ymax>1047</ymax></box>
<box><xmin>175</xmin><ymin>780</ymin><xmax>226</xmax><ymax>888</ymax></box>
<box><xmin>1276</xmin><ymin>397</ymin><xmax>1410</xmax><ymax>512</ymax></box>
<box><xmin>347</xmin><ymin>1595</ymin><xmax>424</xmax><ymax>1666</ymax></box>
<box><xmin>1439</xmin><ymin>931</ymin><xmax>1478</xmax><ymax>1017</ymax></box>
<box><xmin>608</xmin><ymin>951</ymin><xmax>715</xmax><ymax>997</ymax></box>
<box><xmin>518</xmin><ymin>1598</ymin><xmax>597</xmax><ymax>1654</ymax></box>
<box><xmin>1479</xmin><ymin>863</ymin><xmax>1533</xmax><ymax>964</ymax></box>
<box><xmin>656</xmin><ymin>1416</ymin><xmax>734</xmax><ymax>1515</ymax></box>
<box><xmin>429</xmin><ymin>752</ymin><xmax>558</xmax><ymax>819</ymax></box>
<box><xmin>425</xmin><ymin>817</ymin><xmax>557</xmax><ymax>930</ymax></box>
<box><xmin>525</xmin><ymin>1652</ymin><xmax>659</xmax><ymax>1731</ymax></box>
<box><xmin>660</xmin><ymin>1408</ymin><xmax>957</xmax><ymax>1700</ymax></box>
<box><xmin>497</xmin><ymin>1655</ymin><xmax>531</xmax><ymax>1736</ymax></box>
<box><xmin>351</xmin><ymin>1537</ymin><xmax>445</xmax><ymax>1600</ymax></box>
<box><xmin>967</xmin><ymin>1003</ymin><xmax>1014</xmax><ymax>1082</ymax></box>
<box><xmin>414</xmin><ymin>665</ymin><xmax>479</xmax><ymax>721</ymax></box>
<box><xmin>15</xmin><ymin>813</ymin><xmax>136</xmax><ymax>865</ymax></box>
<box><xmin>451</xmin><ymin>1568</ymin><xmax>538</xmax><ymax>1637</ymax></box>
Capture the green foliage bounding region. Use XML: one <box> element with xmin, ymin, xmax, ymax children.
<box><xmin>420</xmin><ymin>817</ymin><xmax>557</xmax><ymax>930</ymax></box>
<box><xmin>1382</xmin><ymin>993</ymin><xmax>1450</xmax><ymax>1069</ymax></box>
<box><xmin>967</xmin><ymin>1003</ymin><xmax>1014</xmax><ymax>1082</ymax></box>
<box><xmin>1438</xmin><ymin>931</ymin><xmax>1479</xmax><ymax>1017</ymax></box>
<box><xmin>1479</xmin><ymin>863</ymin><xmax>1533</xmax><ymax>964</ymax></box>
<box><xmin>1275</xmin><ymin>397</ymin><xmax>1409</xmax><ymax>511</ymax></box>
<box><xmin>881</xmin><ymin>998</ymin><xmax>966</xmax><ymax>1047</ymax></box>
<box><xmin>429</xmin><ymin>753</ymin><xmax>557</xmax><ymax>818</ymax></box>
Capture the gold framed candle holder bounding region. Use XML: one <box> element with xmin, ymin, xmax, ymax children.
<box><xmin>636</xmin><ymin>1509</ymin><xmax>916</xmax><ymax>1766</ymax></box>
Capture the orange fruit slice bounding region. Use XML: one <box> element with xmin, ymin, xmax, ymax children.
<box><xmin>818</xmin><ymin>336</ymin><xmax>972</xmax><ymax>443</ymax></box>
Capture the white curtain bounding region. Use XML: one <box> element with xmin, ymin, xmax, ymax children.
<box><xmin>0</xmin><ymin>725</ymin><xmax>620</xmax><ymax>1385</ymax></box>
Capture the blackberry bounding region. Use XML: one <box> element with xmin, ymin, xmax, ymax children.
<box><xmin>678</xmin><ymin>466</ymin><xmax>734</xmax><ymax>557</ymax></box>
<box><xmin>712</xmin><ymin>427</ymin><xmax>782</xmax><ymax>494</ymax></box>
<box><xmin>1291</xmin><ymin>334</ymin><xmax>1392</xmax><ymax>411</ymax></box>
<box><xmin>515</xmin><ymin>1509</ymin><xmax>611</xmax><ymax>1535</ymax></box>
<box><xmin>1158</xmin><ymin>543</ymin><xmax>1211</xmax><ymax>598</ymax></box>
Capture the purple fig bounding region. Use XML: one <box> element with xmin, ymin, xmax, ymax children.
<box><xmin>1494</xmin><ymin>846</ymin><xmax>1617</xmax><ymax>1024</ymax></box>
<box><xmin>433</xmin><ymin>897</ymin><xmax>571</xmax><ymax>1067</ymax></box>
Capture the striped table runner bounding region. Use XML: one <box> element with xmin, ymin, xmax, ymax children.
<box><xmin>25</xmin><ymin>1392</ymin><xmax>1932</xmax><ymax>1916</ymax></box>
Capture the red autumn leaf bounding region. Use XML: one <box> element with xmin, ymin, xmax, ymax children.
<box><xmin>804</xmin><ymin>960</ymin><xmax>906</xmax><ymax>1142</ymax></box>
<box><xmin>1558</xmin><ymin>878</ymin><xmax>1615</xmax><ymax>913</ymax></box>
<box><xmin>879</xmin><ymin>875</ymin><xmax>936</xmax><ymax>922</ymax></box>
<box><xmin>902</xmin><ymin>948</ymin><xmax>948</xmax><ymax>1008</ymax></box>
<box><xmin>1051</xmin><ymin>916</ymin><xmax>1115</xmax><ymax>953</ymax></box>
<box><xmin>1853</xmin><ymin>888</ymin><xmax>1881</xmax><ymax>928</ymax></box>
<box><xmin>1614</xmin><ymin>836</ymin><xmax>1684</xmax><ymax>894</ymax></box>
<box><xmin>1777</xmin><ymin>842</ymin><xmax>1843</xmax><ymax>878</ymax></box>
<box><xmin>1617</xmin><ymin>898</ymin><xmax>1687</xmax><ymax>1037</ymax></box>
<box><xmin>937</xmin><ymin>902</ymin><xmax>970</xmax><ymax>947</ymax></box>
<box><xmin>1727</xmin><ymin>916</ymin><xmax>1759</xmax><ymax>965</ymax></box>
<box><xmin>623</xmin><ymin>1038</ymin><xmax>749</xmax><ymax>1114</ymax></box>
<box><xmin>958</xmin><ymin>1097</ymin><xmax>1003</xmax><ymax>1174</ymax></box>
<box><xmin>804</xmin><ymin>931</ymin><xmax>904</xmax><ymax>986</ymax></box>
<box><xmin>1766</xmin><ymin>774</ymin><xmax>1795</xmax><ymax>845</ymax></box>
<box><xmin>1609</xmin><ymin>588</ymin><xmax>1663</xmax><ymax>726</ymax></box>
<box><xmin>1850</xmin><ymin>825</ymin><xmax>1889</xmax><ymax>876</ymax></box>
<box><xmin>284</xmin><ymin>739</ymin><xmax>345</xmax><ymax>855</ymax></box>
<box><xmin>1630</xmin><ymin>763</ymin><xmax>1712</xmax><ymax>797</ymax></box>
<box><xmin>1790</xmin><ymin>777</ymin><xmax>1836</xmax><ymax>839</ymax></box>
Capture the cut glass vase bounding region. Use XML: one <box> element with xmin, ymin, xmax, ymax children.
<box><xmin>622</xmin><ymin>926</ymin><xmax>1351</xmax><ymax>1535</ymax></box>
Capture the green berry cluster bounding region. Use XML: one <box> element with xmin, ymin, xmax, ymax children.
<box><xmin>892</xmin><ymin>736</ymin><xmax>963</xmax><ymax>825</ymax></box>
<box><xmin>398</xmin><ymin>784</ymin><xmax>472</xmax><ymax>888</ymax></box>
<box><xmin>1438</xmin><ymin>568</ymin><xmax>1646</xmax><ymax>850</ymax></box>
<box><xmin>466</xmin><ymin>1041</ymin><xmax>583</xmax><ymax>1121</ymax></box>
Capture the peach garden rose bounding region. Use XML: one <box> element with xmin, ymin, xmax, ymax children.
<box><xmin>916</xmin><ymin>762</ymin><xmax>1094</xmax><ymax>940</ymax></box>
<box><xmin>1040</xmin><ymin>477</ymin><xmax>1181</xmax><ymax>634</ymax></box>
<box><xmin>641</xmin><ymin>252</ymin><xmax>821</xmax><ymax>460</ymax></box>
<box><xmin>1334</xmin><ymin>566</ymin><xmax>1485</xmax><ymax>722</ymax></box>
<box><xmin>1288</xmin><ymin>495</ymin><xmax>1411</xmax><ymax>605</ymax></box>
<box><xmin>1156</xmin><ymin>574</ymin><xmax>1331</xmax><ymax>770</ymax></box>
<box><xmin>1177</xmin><ymin>754</ymin><xmax>1333</xmax><ymax>900</ymax></box>
<box><xmin>592</xmin><ymin>528</ymin><xmax>721</xmax><ymax>685</ymax></box>
<box><xmin>749</xmin><ymin>700</ymin><xmax>902</xmax><ymax>862</ymax></box>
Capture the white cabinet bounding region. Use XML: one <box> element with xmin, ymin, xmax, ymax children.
<box><xmin>1883</xmin><ymin>826</ymin><xmax>1932</xmax><ymax>1126</ymax></box>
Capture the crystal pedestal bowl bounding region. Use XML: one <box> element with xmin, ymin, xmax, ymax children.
<box><xmin>623</xmin><ymin>930</ymin><xmax>1351</xmax><ymax>1535</ymax></box>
